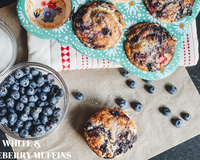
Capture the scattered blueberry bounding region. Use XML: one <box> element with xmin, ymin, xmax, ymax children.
<box><xmin>48</xmin><ymin>79</ymin><xmax>55</xmax><ymax>86</ymax></box>
<box><xmin>11</xmin><ymin>127</ymin><xmax>19</xmax><ymax>134</ymax></box>
<box><xmin>24</xmin><ymin>106</ymin><xmax>31</xmax><ymax>115</ymax></box>
<box><xmin>24</xmin><ymin>67</ymin><xmax>30</xmax><ymax>75</ymax></box>
<box><xmin>42</xmin><ymin>85</ymin><xmax>51</xmax><ymax>93</ymax></box>
<box><xmin>8</xmin><ymin>108</ymin><xmax>15</xmax><ymax>114</ymax></box>
<box><xmin>15</xmin><ymin>79</ymin><xmax>19</xmax><ymax>85</ymax></box>
<box><xmin>7</xmin><ymin>75</ymin><xmax>15</xmax><ymax>85</ymax></box>
<box><xmin>8</xmin><ymin>113</ymin><xmax>17</xmax><ymax>123</ymax></box>
<box><xmin>14</xmin><ymin>69</ymin><xmax>24</xmax><ymax>79</ymax></box>
<box><xmin>20</xmin><ymin>113</ymin><xmax>28</xmax><ymax>122</ymax></box>
<box><xmin>19</xmin><ymin>87</ymin><xmax>25</xmax><ymax>94</ymax></box>
<box><xmin>55</xmin><ymin>89</ymin><xmax>64</xmax><ymax>100</ymax></box>
<box><xmin>20</xmin><ymin>95</ymin><xmax>28</xmax><ymax>104</ymax></box>
<box><xmin>24</xmin><ymin>121</ymin><xmax>32</xmax><ymax>129</ymax></box>
<box><xmin>132</xmin><ymin>102</ymin><xmax>143</xmax><ymax>112</ymax></box>
<box><xmin>36</xmin><ymin>76</ymin><xmax>45</xmax><ymax>85</ymax></box>
<box><xmin>19</xmin><ymin>129</ymin><xmax>29</xmax><ymax>138</ymax></box>
<box><xmin>116</xmin><ymin>99</ymin><xmax>128</xmax><ymax>109</ymax></box>
<box><xmin>121</xmin><ymin>70</ymin><xmax>130</xmax><ymax>78</ymax></box>
<box><xmin>29</xmin><ymin>81</ymin><xmax>37</xmax><ymax>89</ymax></box>
<box><xmin>50</xmin><ymin>104</ymin><xmax>56</xmax><ymax>110</ymax></box>
<box><xmin>15</xmin><ymin>119</ymin><xmax>24</xmax><ymax>128</ymax></box>
<box><xmin>44</xmin><ymin>73</ymin><xmax>54</xmax><ymax>82</ymax></box>
<box><xmin>6</xmin><ymin>98</ymin><xmax>15</xmax><ymax>108</ymax></box>
<box><xmin>45</xmin><ymin>122</ymin><xmax>56</xmax><ymax>131</ymax></box>
<box><xmin>19</xmin><ymin>77</ymin><xmax>30</xmax><ymax>87</ymax></box>
<box><xmin>29</xmin><ymin>95</ymin><xmax>39</xmax><ymax>103</ymax></box>
<box><xmin>181</xmin><ymin>112</ymin><xmax>191</xmax><ymax>121</ymax></box>
<box><xmin>74</xmin><ymin>93</ymin><xmax>83</xmax><ymax>100</ymax></box>
<box><xmin>126</xmin><ymin>80</ymin><xmax>137</xmax><ymax>89</ymax></box>
<box><xmin>0</xmin><ymin>107</ymin><xmax>7</xmax><ymax>116</ymax></box>
<box><xmin>11</xmin><ymin>84</ymin><xmax>19</xmax><ymax>91</ymax></box>
<box><xmin>10</xmin><ymin>91</ymin><xmax>20</xmax><ymax>100</ymax></box>
<box><xmin>27</xmin><ymin>116</ymin><xmax>33</xmax><ymax>121</ymax></box>
<box><xmin>32</xmin><ymin>119</ymin><xmax>41</xmax><ymax>125</ymax></box>
<box><xmin>35</xmin><ymin>87</ymin><xmax>41</xmax><ymax>93</ymax></box>
<box><xmin>53</xmin><ymin>108</ymin><xmax>61</xmax><ymax>118</ymax></box>
<box><xmin>171</xmin><ymin>118</ymin><xmax>183</xmax><ymax>128</ymax></box>
<box><xmin>44</xmin><ymin>101</ymin><xmax>49</xmax><ymax>106</ymax></box>
<box><xmin>30</xmin><ymin>68</ymin><xmax>39</xmax><ymax>76</ymax></box>
<box><xmin>7</xmin><ymin>122</ymin><xmax>15</xmax><ymax>128</ymax></box>
<box><xmin>142</xmin><ymin>79</ymin><xmax>152</xmax><ymax>83</ymax></box>
<box><xmin>15</xmin><ymin>102</ymin><xmax>24</xmax><ymax>111</ymax></box>
<box><xmin>31</xmin><ymin>111</ymin><xmax>39</xmax><ymax>121</ymax></box>
<box><xmin>40</xmin><ymin>115</ymin><xmax>48</xmax><ymax>125</ymax></box>
<box><xmin>26</xmin><ymin>87</ymin><xmax>35</xmax><ymax>96</ymax></box>
<box><xmin>166</xmin><ymin>85</ymin><xmax>177</xmax><ymax>95</ymax></box>
<box><xmin>50</xmin><ymin>85</ymin><xmax>59</xmax><ymax>94</ymax></box>
<box><xmin>0</xmin><ymin>87</ymin><xmax>8</xmax><ymax>97</ymax></box>
<box><xmin>0</xmin><ymin>98</ymin><xmax>6</xmax><ymax>108</ymax></box>
<box><xmin>37</xmin><ymin>101</ymin><xmax>45</xmax><ymax>107</ymax></box>
<box><xmin>49</xmin><ymin>116</ymin><xmax>59</xmax><ymax>124</ymax></box>
<box><xmin>159</xmin><ymin>107</ymin><xmax>171</xmax><ymax>116</ymax></box>
<box><xmin>0</xmin><ymin>117</ymin><xmax>8</xmax><ymax>124</ymax></box>
<box><xmin>27</xmin><ymin>102</ymin><xmax>35</xmax><ymax>108</ymax></box>
<box><xmin>30</xmin><ymin>131</ymin><xmax>37</xmax><ymax>137</ymax></box>
<box><xmin>49</xmin><ymin>97</ymin><xmax>58</xmax><ymax>105</ymax></box>
<box><xmin>3</xmin><ymin>82</ymin><xmax>11</xmax><ymax>89</ymax></box>
<box><xmin>27</xmin><ymin>73</ymin><xmax>33</xmax><ymax>80</ymax></box>
<box><xmin>39</xmin><ymin>93</ymin><xmax>47</xmax><ymax>101</ymax></box>
<box><xmin>145</xmin><ymin>85</ymin><xmax>156</xmax><ymax>94</ymax></box>
<box><xmin>42</xmin><ymin>107</ymin><xmax>53</xmax><ymax>116</ymax></box>
<box><xmin>34</xmin><ymin>125</ymin><xmax>45</xmax><ymax>135</ymax></box>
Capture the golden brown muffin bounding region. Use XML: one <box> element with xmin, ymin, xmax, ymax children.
<box><xmin>72</xmin><ymin>1</ymin><xmax>125</xmax><ymax>49</ymax></box>
<box><xmin>125</xmin><ymin>22</ymin><xmax>177</xmax><ymax>72</ymax></box>
<box><xmin>144</xmin><ymin>0</ymin><xmax>196</xmax><ymax>23</ymax></box>
<box><xmin>84</xmin><ymin>108</ymin><xmax>137</xmax><ymax>159</ymax></box>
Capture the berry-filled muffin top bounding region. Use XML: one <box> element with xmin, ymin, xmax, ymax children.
<box><xmin>125</xmin><ymin>22</ymin><xmax>177</xmax><ymax>72</ymax></box>
<box><xmin>144</xmin><ymin>0</ymin><xmax>196</xmax><ymax>23</ymax></box>
<box><xmin>72</xmin><ymin>1</ymin><xmax>125</xmax><ymax>49</ymax></box>
<box><xmin>84</xmin><ymin>108</ymin><xmax>137</xmax><ymax>159</ymax></box>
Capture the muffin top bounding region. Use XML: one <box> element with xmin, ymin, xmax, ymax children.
<box><xmin>84</xmin><ymin>108</ymin><xmax>137</xmax><ymax>159</ymax></box>
<box><xmin>72</xmin><ymin>1</ymin><xmax>125</xmax><ymax>49</ymax></box>
<box><xmin>144</xmin><ymin>0</ymin><xmax>195</xmax><ymax>23</ymax></box>
<box><xmin>125</xmin><ymin>22</ymin><xmax>177</xmax><ymax>72</ymax></box>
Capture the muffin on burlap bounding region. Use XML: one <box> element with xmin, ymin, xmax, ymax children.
<box><xmin>72</xmin><ymin>1</ymin><xmax>125</xmax><ymax>49</ymax></box>
<box><xmin>125</xmin><ymin>22</ymin><xmax>177</xmax><ymax>72</ymax></box>
<box><xmin>144</xmin><ymin>0</ymin><xmax>196</xmax><ymax>23</ymax></box>
<box><xmin>84</xmin><ymin>108</ymin><xmax>137</xmax><ymax>159</ymax></box>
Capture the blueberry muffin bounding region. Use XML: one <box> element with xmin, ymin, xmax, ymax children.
<box><xmin>125</xmin><ymin>22</ymin><xmax>177</xmax><ymax>72</ymax></box>
<box><xmin>84</xmin><ymin>108</ymin><xmax>137</xmax><ymax>159</ymax></box>
<box><xmin>72</xmin><ymin>1</ymin><xmax>125</xmax><ymax>49</ymax></box>
<box><xmin>144</xmin><ymin>0</ymin><xmax>196</xmax><ymax>23</ymax></box>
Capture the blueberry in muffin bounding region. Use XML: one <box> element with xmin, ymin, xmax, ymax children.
<box><xmin>144</xmin><ymin>0</ymin><xmax>196</xmax><ymax>23</ymax></box>
<box><xmin>125</xmin><ymin>22</ymin><xmax>177</xmax><ymax>72</ymax></box>
<box><xmin>84</xmin><ymin>108</ymin><xmax>137</xmax><ymax>159</ymax></box>
<box><xmin>72</xmin><ymin>1</ymin><xmax>125</xmax><ymax>49</ymax></box>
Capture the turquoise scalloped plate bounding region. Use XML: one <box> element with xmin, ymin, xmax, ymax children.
<box><xmin>16</xmin><ymin>0</ymin><xmax>200</xmax><ymax>80</ymax></box>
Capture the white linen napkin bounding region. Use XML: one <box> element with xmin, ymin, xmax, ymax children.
<box><xmin>28</xmin><ymin>20</ymin><xmax>199</xmax><ymax>71</ymax></box>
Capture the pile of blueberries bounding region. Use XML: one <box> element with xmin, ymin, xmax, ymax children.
<box><xmin>0</xmin><ymin>67</ymin><xmax>64</xmax><ymax>138</ymax></box>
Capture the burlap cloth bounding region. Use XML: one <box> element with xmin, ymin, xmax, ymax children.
<box><xmin>5</xmin><ymin>66</ymin><xmax>200</xmax><ymax>160</ymax></box>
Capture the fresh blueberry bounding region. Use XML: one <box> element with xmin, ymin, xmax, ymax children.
<box><xmin>44</xmin><ymin>73</ymin><xmax>54</xmax><ymax>82</ymax></box>
<box><xmin>126</xmin><ymin>80</ymin><xmax>137</xmax><ymax>89</ymax></box>
<box><xmin>20</xmin><ymin>95</ymin><xmax>28</xmax><ymax>104</ymax></box>
<box><xmin>42</xmin><ymin>107</ymin><xmax>53</xmax><ymax>116</ymax></box>
<box><xmin>24</xmin><ymin>106</ymin><xmax>31</xmax><ymax>115</ymax></box>
<box><xmin>181</xmin><ymin>112</ymin><xmax>191</xmax><ymax>121</ymax></box>
<box><xmin>55</xmin><ymin>89</ymin><xmax>64</xmax><ymax>100</ymax></box>
<box><xmin>132</xmin><ymin>102</ymin><xmax>143</xmax><ymax>112</ymax></box>
<box><xmin>37</xmin><ymin>101</ymin><xmax>45</xmax><ymax>107</ymax></box>
<box><xmin>27</xmin><ymin>116</ymin><xmax>33</xmax><ymax>121</ymax></box>
<box><xmin>50</xmin><ymin>104</ymin><xmax>56</xmax><ymax>110</ymax></box>
<box><xmin>15</xmin><ymin>102</ymin><xmax>24</xmax><ymax>111</ymax></box>
<box><xmin>42</xmin><ymin>85</ymin><xmax>51</xmax><ymax>93</ymax></box>
<box><xmin>15</xmin><ymin>69</ymin><xmax>24</xmax><ymax>79</ymax></box>
<box><xmin>0</xmin><ymin>107</ymin><xmax>7</xmax><ymax>116</ymax></box>
<box><xmin>11</xmin><ymin>127</ymin><xmax>19</xmax><ymax>134</ymax></box>
<box><xmin>0</xmin><ymin>87</ymin><xmax>8</xmax><ymax>97</ymax></box>
<box><xmin>45</xmin><ymin>122</ymin><xmax>56</xmax><ymax>131</ymax></box>
<box><xmin>31</xmin><ymin>111</ymin><xmax>39</xmax><ymax>121</ymax></box>
<box><xmin>29</xmin><ymin>95</ymin><xmax>39</xmax><ymax>103</ymax></box>
<box><xmin>48</xmin><ymin>79</ymin><xmax>55</xmax><ymax>87</ymax></box>
<box><xmin>30</xmin><ymin>68</ymin><xmax>39</xmax><ymax>76</ymax></box>
<box><xmin>40</xmin><ymin>115</ymin><xmax>49</xmax><ymax>125</ymax></box>
<box><xmin>49</xmin><ymin>97</ymin><xmax>58</xmax><ymax>105</ymax></box>
<box><xmin>0</xmin><ymin>117</ymin><xmax>8</xmax><ymax>124</ymax></box>
<box><xmin>30</xmin><ymin>131</ymin><xmax>38</xmax><ymax>137</ymax></box>
<box><xmin>44</xmin><ymin>101</ymin><xmax>49</xmax><ymax>106</ymax></box>
<box><xmin>11</xmin><ymin>84</ymin><xmax>19</xmax><ymax>91</ymax></box>
<box><xmin>39</xmin><ymin>93</ymin><xmax>47</xmax><ymax>101</ymax></box>
<box><xmin>24</xmin><ymin>67</ymin><xmax>30</xmax><ymax>75</ymax></box>
<box><xmin>20</xmin><ymin>113</ymin><xmax>28</xmax><ymax>122</ymax></box>
<box><xmin>29</xmin><ymin>81</ymin><xmax>37</xmax><ymax>89</ymax></box>
<box><xmin>116</xmin><ymin>99</ymin><xmax>128</xmax><ymax>109</ymax></box>
<box><xmin>36</xmin><ymin>76</ymin><xmax>45</xmax><ymax>85</ymax></box>
<box><xmin>142</xmin><ymin>79</ymin><xmax>152</xmax><ymax>83</ymax></box>
<box><xmin>6</xmin><ymin>98</ymin><xmax>15</xmax><ymax>108</ymax></box>
<box><xmin>15</xmin><ymin>119</ymin><xmax>24</xmax><ymax>128</ymax></box>
<box><xmin>27</xmin><ymin>73</ymin><xmax>33</xmax><ymax>80</ymax></box>
<box><xmin>49</xmin><ymin>116</ymin><xmax>59</xmax><ymax>124</ymax></box>
<box><xmin>27</xmin><ymin>102</ymin><xmax>35</xmax><ymax>108</ymax></box>
<box><xmin>8</xmin><ymin>108</ymin><xmax>15</xmax><ymax>114</ymax></box>
<box><xmin>35</xmin><ymin>87</ymin><xmax>41</xmax><ymax>93</ymax></box>
<box><xmin>171</xmin><ymin>118</ymin><xmax>183</xmax><ymax>128</ymax></box>
<box><xmin>74</xmin><ymin>93</ymin><xmax>83</xmax><ymax>100</ymax></box>
<box><xmin>0</xmin><ymin>98</ymin><xmax>6</xmax><ymax>108</ymax></box>
<box><xmin>7</xmin><ymin>122</ymin><xmax>15</xmax><ymax>128</ymax></box>
<box><xmin>7</xmin><ymin>75</ymin><xmax>15</xmax><ymax>85</ymax></box>
<box><xmin>15</xmin><ymin>79</ymin><xmax>19</xmax><ymax>85</ymax></box>
<box><xmin>166</xmin><ymin>85</ymin><xmax>177</xmax><ymax>95</ymax></box>
<box><xmin>50</xmin><ymin>85</ymin><xmax>59</xmax><ymax>94</ymax></box>
<box><xmin>121</xmin><ymin>70</ymin><xmax>130</xmax><ymax>78</ymax></box>
<box><xmin>8</xmin><ymin>113</ymin><xmax>18</xmax><ymax>123</ymax></box>
<box><xmin>19</xmin><ymin>87</ymin><xmax>25</xmax><ymax>94</ymax></box>
<box><xmin>10</xmin><ymin>91</ymin><xmax>20</xmax><ymax>100</ymax></box>
<box><xmin>24</xmin><ymin>121</ymin><xmax>32</xmax><ymax>129</ymax></box>
<box><xmin>53</xmin><ymin>108</ymin><xmax>61</xmax><ymax>118</ymax></box>
<box><xmin>19</xmin><ymin>129</ymin><xmax>29</xmax><ymax>138</ymax></box>
<box><xmin>145</xmin><ymin>85</ymin><xmax>156</xmax><ymax>94</ymax></box>
<box><xmin>32</xmin><ymin>119</ymin><xmax>41</xmax><ymax>125</ymax></box>
<box><xmin>26</xmin><ymin>87</ymin><xmax>35</xmax><ymax>96</ymax></box>
<box><xmin>19</xmin><ymin>77</ymin><xmax>29</xmax><ymax>87</ymax></box>
<box><xmin>159</xmin><ymin>107</ymin><xmax>171</xmax><ymax>116</ymax></box>
<box><xmin>34</xmin><ymin>125</ymin><xmax>45</xmax><ymax>135</ymax></box>
<box><xmin>3</xmin><ymin>82</ymin><xmax>11</xmax><ymax>89</ymax></box>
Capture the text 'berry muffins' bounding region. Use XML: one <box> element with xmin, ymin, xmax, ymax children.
<box><xmin>84</xmin><ymin>108</ymin><xmax>137</xmax><ymax>159</ymax></box>
<box><xmin>144</xmin><ymin>0</ymin><xmax>196</xmax><ymax>23</ymax></box>
<box><xmin>125</xmin><ymin>22</ymin><xmax>177</xmax><ymax>72</ymax></box>
<box><xmin>72</xmin><ymin>1</ymin><xmax>125</xmax><ymax>49</ymax></box>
